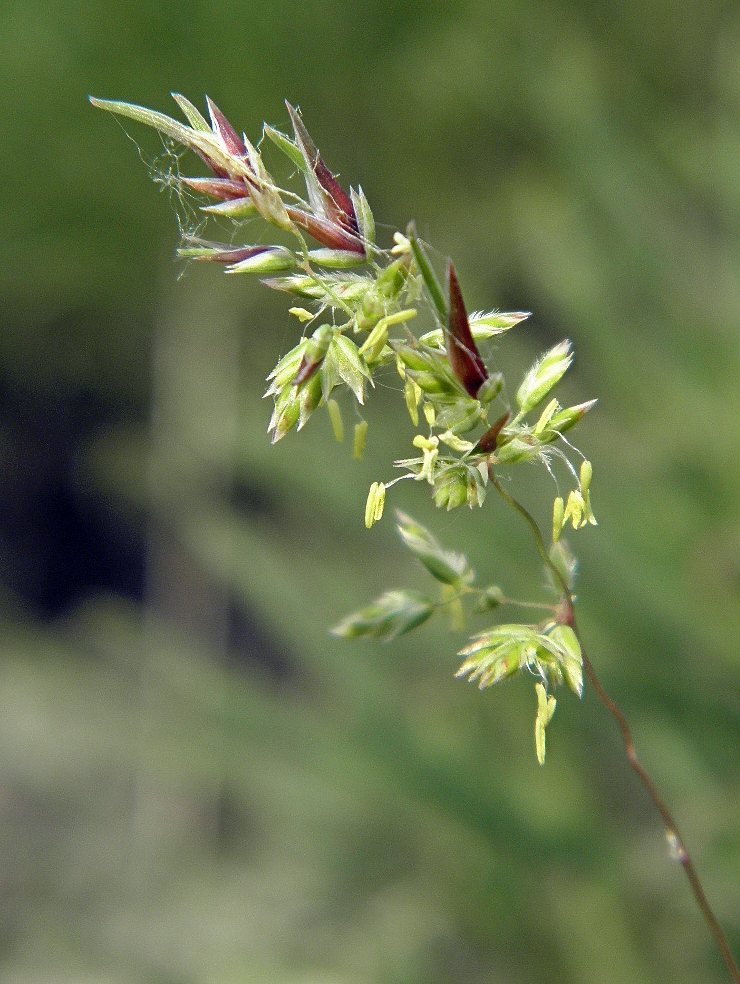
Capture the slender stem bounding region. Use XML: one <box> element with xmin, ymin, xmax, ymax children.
<box><xmin>575</xmin><ymin>629</ymin><xmax>740</xmax><ymax>981</ymax></box>
<box><xmin>500</xmin><ymin>597</ymin><xmax>558</xmax><ymax>614</ymax></box>
<box><xmin>291</xmin><ymin>227</ymin><xmax>355</xmax><ymax>316</ymax></box>
<box><xmin>490</xmin><ymin>472</ymin><xmax>740</xmax><ymax>982</ymax></box>
<box><xmin>489</xmin><ymin>474</ymin><xmax>567</xmax><ymax>594</ymax></box>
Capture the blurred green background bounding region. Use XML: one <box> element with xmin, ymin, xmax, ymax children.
<box><xmin>1</xmin><ymin>1</ymin><xmax>739</xmax><ymax>982</ymax></box>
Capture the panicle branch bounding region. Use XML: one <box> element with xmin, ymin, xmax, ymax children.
<box><xmin>92</xmin><ymin>92</ymin><xmax>739</xmax><ymax>978</ymax></box>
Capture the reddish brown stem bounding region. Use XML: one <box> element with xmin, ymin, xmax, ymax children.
<box><xmin>490</xmin><ymin>473</ymin><xmax>739</xmax><ymax>981</ymax></box>
<box><xmin>573</xmin><ymin>618</ymin><xmax>740</xmax><ymax>983</ymax></box>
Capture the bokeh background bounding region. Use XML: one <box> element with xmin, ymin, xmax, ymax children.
<box><xmin>2</xmin><ymin>1</ymin><xmax>739</xmax><ymax>982</ymax></box>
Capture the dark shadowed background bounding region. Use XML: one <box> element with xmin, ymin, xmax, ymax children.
<box><xmin>1</xmin><ymin>1</ymin><xmax>739</xmax><ymax>982</ymax></box>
